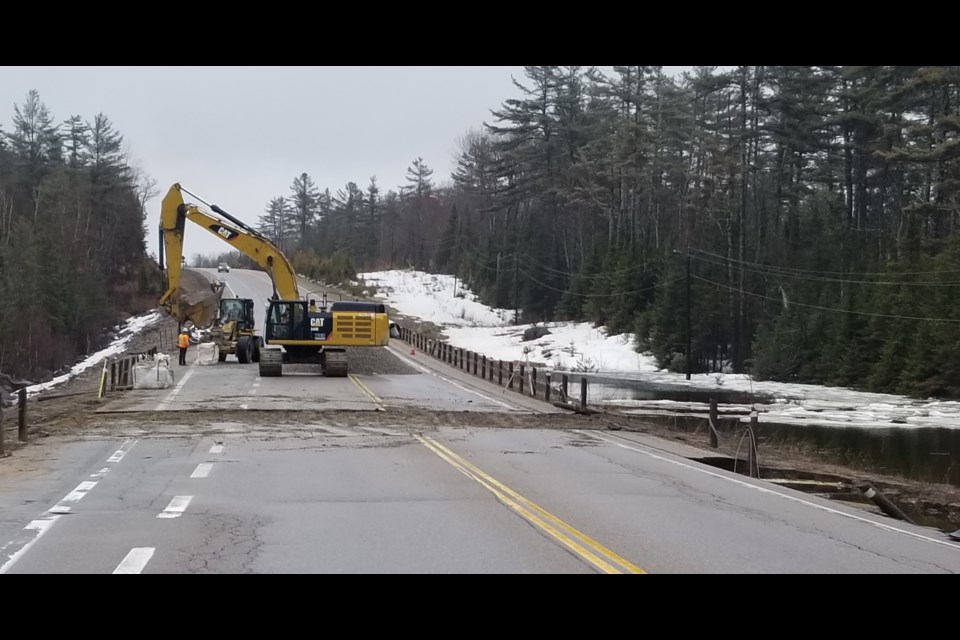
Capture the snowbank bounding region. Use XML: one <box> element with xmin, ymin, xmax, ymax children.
<box><xmin>363</xmin><ymin>268</ymin><xmax>960</xmax><ymax>430</ymax></box>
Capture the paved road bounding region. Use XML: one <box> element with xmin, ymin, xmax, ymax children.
<box><xmin>1</xmin><ymin>269</ymin><xmax>959</xmax><ymax>573</ymax></box>
<box><xmin>3</xmin><ymin>424</ymin><xmax>958</xmax><ymax>573</ymax></box>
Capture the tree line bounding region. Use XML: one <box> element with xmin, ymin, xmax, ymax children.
<box><xmin>254</xmin><ymin>66</ymin><xmax>960</xmax><ymax>398</ymax></box>
<box><xmin>0</xmin><ymin>90</ymin><xmax>155</xmax><ymax>381</ymax></box>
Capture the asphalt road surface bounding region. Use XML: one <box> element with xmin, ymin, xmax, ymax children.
<box><xmin>1</xmin><ymin>269</ymin><xmax>958</xmax><ymax>573</ymax></box>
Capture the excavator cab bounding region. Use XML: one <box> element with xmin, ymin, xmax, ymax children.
<box><xmin>265</xmin><ymin>300</ymin><xmax>311</xmax><ymax>341</ymax></box>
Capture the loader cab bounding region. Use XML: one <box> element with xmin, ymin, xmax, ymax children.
<box><xmin>219</xmin><ymin>298</ymin><xmax>256</xmax><ymax>331</ymax></box>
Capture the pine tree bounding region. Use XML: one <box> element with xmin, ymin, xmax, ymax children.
<box><xmin>403</xmin><ymin>157</ymin><xmax>434</xmax><ymax>268</ymax></box>
<box><xmin>435</xmin><ymin>203</ymin><xmax>459</xmax><ymax>273</ymax></box>
<box><xmin>289</xmin><ymin>172</ymin><xmax>319</xmax><ymax>244</ymax></box>
<box><xmin>364</xmin><ymin>177</ymin><xmax>380</xmax><ymax>266</ymax></box>
<box><xmin>62</xmin><ymin>115</ymin><xmax>90</xmax><ymax>169</ymax></box>
<box><xmin>7</xmin><ymin>90</ymin><xmax>61</xmax><ymax>183</ymax></box>
<box><xmin>86</xmin><ymin>113</ymin><xmax>125</xmax><ymax>184</ymax></box>
<box><xmin>258</xmin><ymin>197</ymin><xmax>290</xmax><ymax>250</ymax></box>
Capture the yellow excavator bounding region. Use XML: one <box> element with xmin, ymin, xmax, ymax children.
<box><xmin>158</xmin><ymin>183</ymin><xmax>390</xmax><ymax>377</ymax></box>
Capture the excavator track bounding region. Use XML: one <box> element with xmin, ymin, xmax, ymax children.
<box><xmin>321</xmin><ymin>349</ymin><xmax>348</xmax><ymax>377</ymax></box>
<box><xmin>258</xmin><ymin>348</ymin><xmax>283</xmax><ymax>377</ymax></box>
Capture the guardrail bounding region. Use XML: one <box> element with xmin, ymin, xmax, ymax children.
<box><xmin>398</xmin><ymin>327</ymin><xmax>592</xmax><ymax>413</ymax></box>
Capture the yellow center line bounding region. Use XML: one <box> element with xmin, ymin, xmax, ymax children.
<box><xmin>417</xmin><ymin>435</ymin><xmax>645</xmax><ymax>574</ymax></box>
<box><xmin>349</xmin><ymin>374</ymin><xmax>385</xmax><ymax>411</ymax></box>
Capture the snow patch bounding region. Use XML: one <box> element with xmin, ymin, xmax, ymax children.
<box><xmin>25</xmin><ymin>311</ymin><xmax>162</xmax><ymax>398</ymax></box>
<box><xmin>361</xmin><ymin>268</ymin><xmax>960</xmax><ymax>431</ymax></box>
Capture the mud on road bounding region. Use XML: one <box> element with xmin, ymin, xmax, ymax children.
<box><xmin>4</xmin><ymin>310</ymin><xmax>960</xmax><ymax>536</ymax></box>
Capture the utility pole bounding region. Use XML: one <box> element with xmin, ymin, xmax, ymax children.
<box><xmin>453</xmin><ymin>218</ymin><xmax>461</xmax><ymax>298</ymax></box>
<box><xmin>514</xmin><ymin>253</ymin><xmax>519</xmax><ymax>325</ymax></box>
<box><xmin>685</xmin><ymin>251</ymin><xmax>691</xmax><ymax>381</ymax></box>
<box><xmin>453</xmin><ymin>242</ymin><xmax>459</xmax><ymax>298</ymax></box>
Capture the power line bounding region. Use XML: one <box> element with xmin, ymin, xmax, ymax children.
<box><xmin>520</xmin><ymin>267</ymin><xmax>681</xmax><ymax>298</ymax></box>
<box><xmin>519</xmin><ymin>252</ymin><xmax>655</xmax><ymax>280</ymax></box>
<box><xmin>691</xmin><ymin>247</ymin><xmax>960</xmax><ymax>277</ymax></box>
<box><xmin>691</xmin><ymin>274</ymin><xmax>960</xmax><ymax>323</ymax></box>
<box><xmin>690</xmin><ymin>253</ymin><xmax>960</xmax><ymax>286</ymax></box>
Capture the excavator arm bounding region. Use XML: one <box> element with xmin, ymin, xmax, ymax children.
<box><xmin>158</xmin><ymin>183</ymin><xmax>301</xmax><ymax>324</ymax></box>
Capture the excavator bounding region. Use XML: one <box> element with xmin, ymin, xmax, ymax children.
<box><xmin>158</xmin><ymin>183</ymin><xmax>390</xmax><ymax>377</ymax></box>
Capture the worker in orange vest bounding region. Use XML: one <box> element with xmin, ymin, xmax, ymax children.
<box><xmin>178</xmin><ymin>329</ymin><xmax>190</xmax><ymax>365</ymax></box>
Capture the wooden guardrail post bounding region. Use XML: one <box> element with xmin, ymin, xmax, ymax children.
<box><xmin>709</xmin><ymin>398</ymin><xmax>719</xmax><ymax>448</ymax></box>
<box><xmin>545</xmin><ymin>372</ymin><xmax>551</xmax><ymax>402</ymax></box>
<box><xmin>562</xmin><ymin>374</ymin><xmax>569</xmax><ymax>401</ymax></box>
<box><xmin>481</xmin><ymin>356</ymin><xmax>486</xmax><ymax>379</ymax></box>
<box><xmin>508</xmin><ymin>363</ymin><xmax>514</xmax><ymax>389</ymax></box>
<box><xmin>519</xmin><ymin>365</ymin><xmax>525</xmax><ymax>394</ymax></box>
<box><xmin>98</xmin><ymin>360</ymin><xmax>108</xmax><ymax>399</ymax></box>
<box><xmin>748</xmin><ymin>411</ymin><xmax>759</xmax><ymax>478</ymax></box>
<box><xmin>530</xmin><ymin>368</ymin><xmax>537</xmax><ymax>397</ymax></box>
<box><xmin>18</xmin><ymin>388</ymin><xmax>27</xmax><ymax>442</ymax></box>
<box><xmin>580</xmin><ymin>377</ymin><xmax>588</xmax><ymax>411</ymax></box>
<box><xmin>498</xmin><ymin>361</ymin><xmax>503</xmax><ymax>385</ymax></box>
<box><xmin>0</xmin><ymin>399</ymin><xmax>5</xmax><ymax>456</ymax></box>
<box><xmin>473</xmin><ymin>352</ymin><xmax>478</xmax><ymax>375</ymax></box>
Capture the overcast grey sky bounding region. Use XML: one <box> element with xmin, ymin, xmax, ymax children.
<box><xmin>0</xmin><ymin>66</ymin><xmax>700</xmax><ymax>260</ymax></box>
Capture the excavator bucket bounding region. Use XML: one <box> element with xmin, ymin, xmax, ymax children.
<box><xmin>166</xmin><ymin>270</ymin><xmax>226</xmax><ymax>328</ymax></box>
<box><xmin>180</xmin><ymin>291</ymin><xmax>222</xmax><ymax>328</ymax></box>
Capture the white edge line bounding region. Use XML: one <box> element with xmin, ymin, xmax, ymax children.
<box><xmin>155</xmin><ymin>366</ymin><xmax>197</xmax><ymax>411</ymax></box>
<box><xmin>579</xmin><ymin>430</ymin><xmax>960</xmax><ymax>551</ymax></box>
<box><xmin>0</xmin><ymin>438</ymin><xmax>139</xmax><ymax>574</ymax></box>
<box><xmin>113</xmin><ymin>547</ymin><xmax>155</xmax><ymax>574</ymax></box>
<box><xmin>0</xmin><ymin>515</ymin><xmax>61</xmax><ymax>574</ymax></box>
<box><xmin>388</xmin><ymin>347</ymin><xmax>515</xmax><ymax>410</ymax></box>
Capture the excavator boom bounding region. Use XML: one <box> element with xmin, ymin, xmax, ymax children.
<box><xmin>159</xmin><ymin>183</ymin><xmax>300</xmax><ymax>308</ymax></box>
